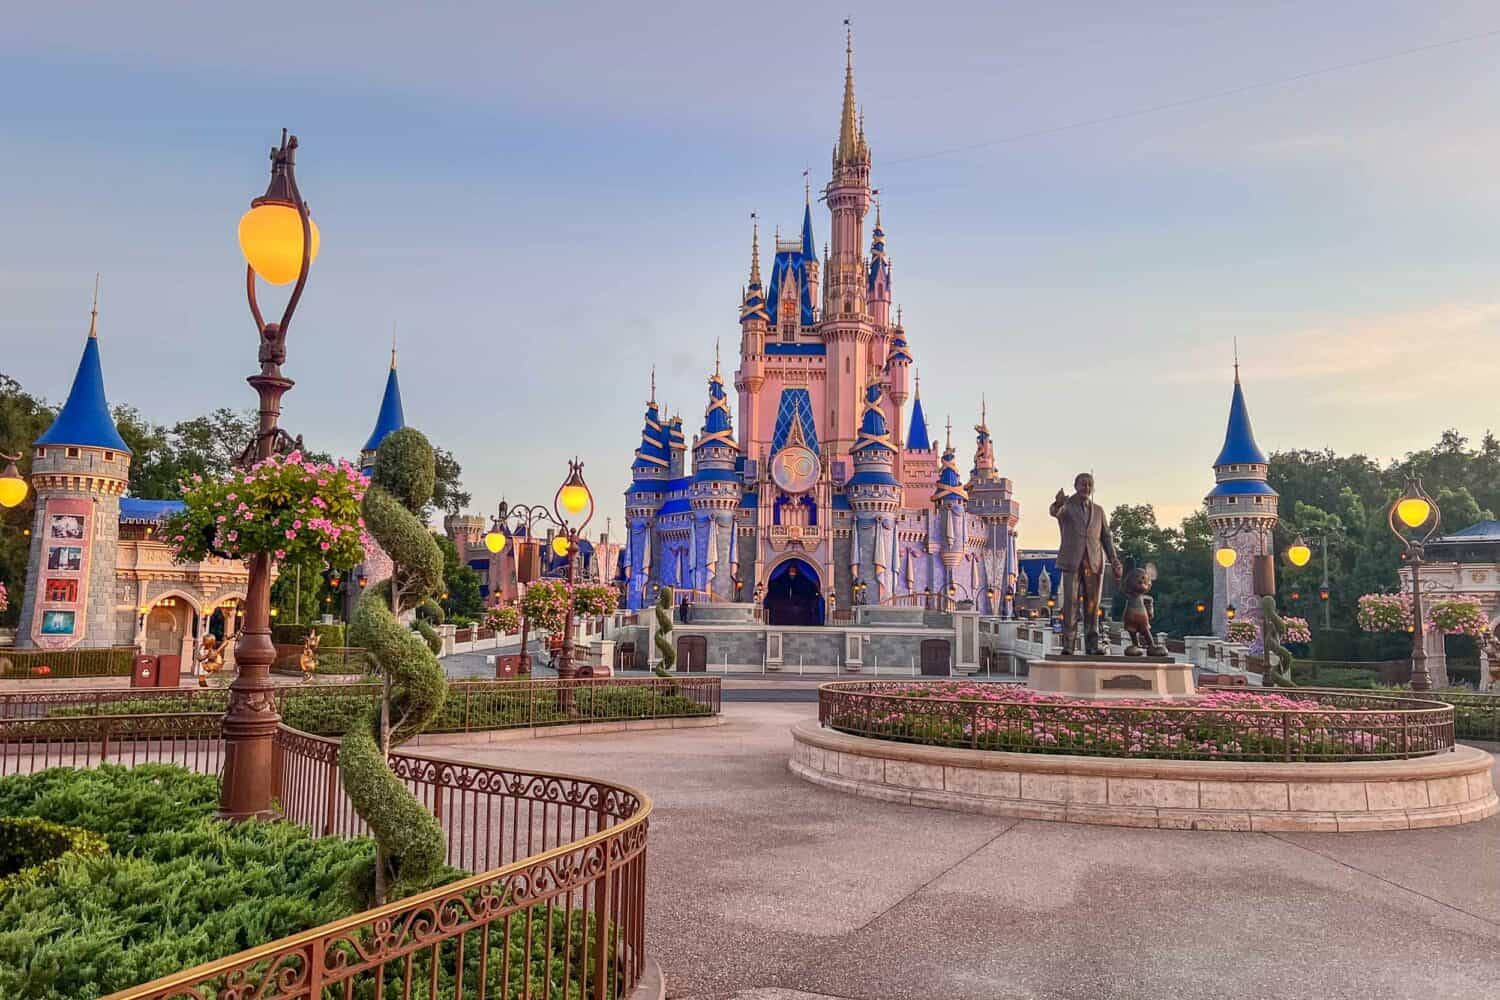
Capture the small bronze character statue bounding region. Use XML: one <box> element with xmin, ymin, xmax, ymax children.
<box><xmin>1049</xmin><ymin>473</ymin><xmax>1122</xmax><ymax>655</ymax></box>
<box><xmin>299</xmin><ymin>630</ymin><xmax>321</xmax><ymax>677</ymax></box>
<box><xmin>1259</xmin><ymin>595</ymin><xmax>1296</xmax><ymax>687</ymax></box>
<box><xmin>1482</xmin><ymin>623</ymin><xmax>1500</xmax><ymax>692</ymax></box>
<box><xmin>195</xmin><ymin>633</ymin><xmax>230</xmax><ymax>688</ymax></box>
<box><xmin>1120</xmin><ymin>565</ymin><xmax>1168</xmax><ymax>657</ymax></box>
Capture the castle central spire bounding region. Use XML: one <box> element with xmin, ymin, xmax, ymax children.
<box><xmin>837</xmin><ymin>23</ymin><xmax>859</xmax><ymax>165</ymax></box>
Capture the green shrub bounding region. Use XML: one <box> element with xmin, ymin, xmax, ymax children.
<box><xmin>0</xmin><ymin>818</ymin><xmax>106</xmax><ymax>896</ymax></box>
<box><xmin>1290</xmin><ymin>664</ymin><xmax>1380</xmax><ymax>689</ymax></box>
<box><xmin>272</xmin><ymin>622</ymin><xmax>350</xmax><ymax>648</ymax></box>
<box><xmin>0</xmin><ymin>648</ymin><xmax>134</xmax><ymax>680</ymax></box>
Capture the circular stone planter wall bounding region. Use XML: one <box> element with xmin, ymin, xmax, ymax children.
<box><xmin>791</xmin><ymin>721</ymin><xmax>1499</xmax><ymax>832</ymax></box>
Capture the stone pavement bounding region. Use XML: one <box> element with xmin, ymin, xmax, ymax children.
<box><xmin>436</xmin><ymin>701</ymin><xmax>1500</xmax><ymax>1000</ymax></box>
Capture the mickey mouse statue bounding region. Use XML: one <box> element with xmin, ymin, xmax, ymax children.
<box><xmin>1120</xmin><ymin>564</ymin><xmax>1168</xmax><ymax>657</ymax></box>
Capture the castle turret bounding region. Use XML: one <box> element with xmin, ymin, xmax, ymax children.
<box><xmin>624</xmin><ymin>374</ymin><xmax>671</xmax><ymax>609</ymax></box>
<box><xmin>20</xmin><ymin>292</ymin><xmax>132</xmax><ymax>649</ymax></box>
<box><xmin>867</xmin><ymin>202</ymin><xmax>891</xmax><ymax>331</ymax></box>
<box><xmin>1205</xmin><ymin>364</ymin><xmax>1278</xmax><ymax>636</ymax></box>
<box><xmin>847</xmin><ymin>383</ymin><xmax>900</xmax><ymax>603</ymax></box>
<box><xmin>931</xmin><ymin>420</ymin><xmax>969</xmax><ymax>594</ymax></box>
<box><xmin>360</xmin><ymin>346</ymin><xmax>406</xmax><ymax>473</ymax></box>
<box><xmin>735</xmin><ymin>222</ymin><xmax>769</xmax><ymax>454</ymax></box>
<box><xmin>905</xmin><ymin>373</ymin><xmax>931</xmax><ymax>451</ymax></box>
<box><xmin>690</xmin><ymin>359</ymin><xmax>741</xmax><ymax>600</ymax></box>
<box><xmin>667</xmin><ymin>414</ymin><xmax>687</xmax><ymax>478</ymax></box>
<box><xmin>965</xmin><ymin>398</ymin><xmax>1020</xmax><ymax>615</ymax></box>
<box><xmin>884</xmin><ymin>307</ymin><xmax>912</xmax><ymax>445</ymax></box>
<box><xmin>823</xmin><ymin>27</ymin><xmax>875</xmax><ymax>456</ymax></box>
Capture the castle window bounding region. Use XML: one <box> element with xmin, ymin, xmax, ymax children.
<box><xmin>845</xmin><ymin>358</ymin><xmax>851</xmax><ymax>374</ymax></box>
<box><xmin>45</xmin><ymin>579</ymin><xmax>77</xmax><ymax>602</ymax></box>
<box><xmin>35</xmin><ymin>448</ymin><xmax>45</xmax><ymax>459</ymax></box>
<box><xmin>66</xmin><ymin>448</ymin><xmax>80</xmax><ymax>459</ymax></box>
<box><xmin>1227</xmin><ymin>497</ymin><xmax>1237</xmax><ymax>504</ymax></box>
<box><xmin>104</xmin><ymin>451</ymin><xmax>114</xmax><ymax>462</ymax></box>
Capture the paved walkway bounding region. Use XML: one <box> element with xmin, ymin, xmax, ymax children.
<box><xmin>436</xmin><ymin>701</ymin><xmax>1500</xmax><ymax>1000</ymax></box>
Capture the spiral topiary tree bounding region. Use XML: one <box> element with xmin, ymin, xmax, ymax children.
<box><xmin>340</xmin><ymin>428</ymin><xmax>448</xmax><ymax>904</ymax></box>
<box><xmin>653</xmin><ymin>586</ymin><xmax>675</xmax><ymax>677</ymax></box>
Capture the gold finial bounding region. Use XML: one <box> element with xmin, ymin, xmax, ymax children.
<box><xmin>1233</xmin><ymin>337</ymin><xmax>1240</xmax><ymax>384</ymax></box>
<box><xmin>945</xmin><ymin>415</ymin><xmax>953</xmax><ymax>451</ymax></box>
<box><xmin>390</xmin><ymin>324</ymin><xmax>398</xmax><ymax>369</ymax></box>
<box><xmin>87</xmin><ymin>273</ymin><xmax>100</xmax><ymax>339</ymax></box>
<box><xmin>896</xmin><ymin>304</ymin><xmax>903</xmax><ymax>326</ymax></box>
<box><xmin>804</xmin><ymin>168</ymin><xmax>811</xmax><ymax>203</ymax></box>
<box><xmin>981</xmin><ymin>393</ymin><xmax>987</xmax><ymax>427</ymax></box>
<box><xmin>649</xmin><ymin>366</ymin><xmax>657</xmax><ymax>406</ymax></box>
<box><xmin>914</xmin><ymin>369</ymin><xmax>921</xmax><ymax>398</ymax></box>
<box><xmin>749</xmin><ymin>213</ymin><xmax>761</xmax><ymax>286</ymax></box>
<box><xmin>714</xmin><ymin>338</ymin><xmax>721</xmax><ymax>377</ymax></box>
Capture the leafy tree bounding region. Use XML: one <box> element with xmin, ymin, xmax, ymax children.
<box><xmin>434</xmin><ymin>533</ymin><xmax>484</xmax><ymax>622</ymax></box>
<box><xmin>430</xmin><ymin>446</ymin><xmax>470</xmax><ymax>518</ymax></box>
<box><xmin>0</xmin><ymin>374</ymin><xmax>53</xmax><ymax>626</ymax></box>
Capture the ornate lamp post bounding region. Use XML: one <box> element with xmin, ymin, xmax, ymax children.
<box><xmin>552</xmin><ymin>459</ymin><xmax>595</xmax><ymax>678</ymax></box>
<box><xmin>852</xmin><ymin>580</ymin><xmax>869</xmax><ymax>606</ymax></box>
<box><xmin>1390</xmin><ymin>477</ymin><xmax>1441</xmax><ymax>691</ymax></box>
<box><xmin>490</xmin><ymin>461</ymin><xmax>596</xmax><ymax>678</ymax></box>
<box><xmin>221</xmin><ymin>130</ymin><xmax>319</xmax><ymax>820</ymax></box>
<box><xmin>1285</xmin><ymin>532</ymin><xmax>1333</xmax><ymax>630</ymax></box>
<box><xmin>0</xmin><ymin>453</ymin><xmax>28</xmax><ymax>509</ymax></box>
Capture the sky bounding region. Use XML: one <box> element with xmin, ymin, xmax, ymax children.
<box><xmin>3</xmin><ymin>1</ymin><xmax>1499</xmax><ymax>548</ymax></box>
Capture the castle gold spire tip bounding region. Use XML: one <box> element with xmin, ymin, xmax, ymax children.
<box><xmin>88</xmin><ymin>273</ymin><xmax>100</xmax><ymax>339</ymax></box>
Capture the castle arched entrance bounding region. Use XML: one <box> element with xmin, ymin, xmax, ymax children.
<box><xmin>764</xmin><ymin>559</ymin><xmax>823</xmax><ymax>627</ymax></box>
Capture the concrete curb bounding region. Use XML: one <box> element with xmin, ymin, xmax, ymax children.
<box><xmin>791</xmin><ymin>720</ymin><xmax>1499</xmax><ymax>832</ymax></box>
<box><xmin>629</xmin><ymin>957</ymin><xmax>666</xmax><ymax>1000</ymax></box>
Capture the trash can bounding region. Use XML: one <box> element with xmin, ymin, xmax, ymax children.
<box><xmin>132</xmin><ymin>655</ymin><xmax>159</xmax><ymax>688</ymax></box>
<box><xmin>156</xmin><ymin>654</ymin><xmax>182</xmax><ymax>688</ymax></box>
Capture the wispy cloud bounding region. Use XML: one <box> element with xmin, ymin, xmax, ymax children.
<box><xmin>1166</xmin><ymin>301</ymin><xmax>1500</xmax><ymax>401</ymax></box>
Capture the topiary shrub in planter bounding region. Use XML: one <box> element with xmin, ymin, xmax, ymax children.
<box><xmin>341</xmin><ymin>428</ymin><xmax>448</xmax><ymax>905</ymax></box>
<box><xmin>0</xmin><ymin>818</ymin><xmax>106</xmax><ymax>897</ymax></box>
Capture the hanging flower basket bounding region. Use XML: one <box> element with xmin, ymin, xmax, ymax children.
<box><xmin>166</xmin><ymin>453</ymin><xmax>368</xmax><ymax>569</ymax></box>
<box><xmin>1282</xmin><ymin>616</ymin><xmax>1313</xmax><ymax>645</ymax></box>
<box><xmin>1357</xmin><ymin>592</ymin><xmax>1412</xmax><ymax>633</ymax></box>
<box><xmin>1427</xmin><ymin>595</ymin><xmax>1489</xmax><ymax>638</ymax></box>
<box><xmin>1226</xmin><ymin>620</ymin><xmax>1258</xmax><ymax>644</ymax></box>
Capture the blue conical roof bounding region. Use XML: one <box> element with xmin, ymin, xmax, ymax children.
<box><xmin>1213</xmin><ymin>375</ymin><xmax>1266</xmax><ymax>466</ymax></box>
<box><xmin>907</xmin><ymin>395</ymin><xmax>931</xmax><ymax>450</ymax></box>
<box><xmin>362</xmin><ymin>365</ymin><xmax>406</xmax><ymax>454</ymax></box>
<box><xmin>37</xmin><ymin>331</ymin><xmax>130</xmax><ymax>453</ymax></box>
<box><xmin>632</xmin><ymin>401</ymin><xmax>670</xmax><ymax>472</ymax></box>
<box><xmin>854</xmin><ymin>383</ymin><xmax>895</xmax><ymax>453</ymax></box>
<box><xmin>696</xmin><ymin>374</ymin><xmax>734</xmax><ymax>447</ymax></box>
<box><xmin>801</xmin><ymin>200</ymin><xmax>815</xmax><ymax>259</ymax></box>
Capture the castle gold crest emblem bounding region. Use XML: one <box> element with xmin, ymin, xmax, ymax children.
<box><xmin>772</xmin><ymin>446</ymin><xmax>818</xmax><ymax>494</ymax></box>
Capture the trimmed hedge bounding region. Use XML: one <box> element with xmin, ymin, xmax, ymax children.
<box><xmin>271</xmin><ymin>622</ymin><xmax>348</xmax><ymax>647</ymax></box>
<box><xmin>0</xmin><ymin>648</ymin><xmax>134</xmax><ymax>680</ymax></box>
<box><xmin>0</xmin><ymin>818</ymin><xmax>106</xmax><ymax>896</ymax></box>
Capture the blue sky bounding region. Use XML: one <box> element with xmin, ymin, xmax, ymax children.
<box><xmin>4</xmin><ymin>1</ymin><xmax>1499</xmax><ymax>546</ymax></box>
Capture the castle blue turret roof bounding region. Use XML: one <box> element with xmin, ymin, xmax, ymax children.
<box><xmin>1213</xmin><ymin>374</ymin><xmax>1266</xmax><ymax>466</ymax></box>
<box><xmin>631</xmin><ymin>401</ymin><xmax>671</xmax><ymax>474</ymax></box>
<box><xmin>853</xmin><ymin>384</ymin><xmax>895</xmax><ymax>453</ymax></box>
<box><xmin>932</xmin><ymin>440</ymin><xmax>968</xmax><ymax>502</ymax></box>
<box><xmin>907</xmin><ymin>393</ymin><xmax>931</xmax><ymax>450</ymax></box>
<box><xmin>362</xmin><ymin>360</ymin><xmax>406</xmax><ymax>454</ymax></box>
<box><xmin>801</xmin><ymin>199</ymin><xmax>816</xmax><ymax>260</ymax></box>
<box><xmin>694</xmin><ymin>371</ymin><xmax>735</xmax><ymax>456</ymax></box>
<box><xmin>37</xmin><ymin>320</ymin><xmax>130</xmax><ymax>454</ymax></box>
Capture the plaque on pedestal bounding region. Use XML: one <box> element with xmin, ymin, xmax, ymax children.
<box><xmin>1027</xmin><ymin>655</ymin><xmax>1197</xmax><ymax>701</ymax></box>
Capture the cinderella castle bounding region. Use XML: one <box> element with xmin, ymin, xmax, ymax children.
<box><xmin>622</xmin><ymin>34</ymin><xmax>1021</xmax><ymax>625</ymax></box>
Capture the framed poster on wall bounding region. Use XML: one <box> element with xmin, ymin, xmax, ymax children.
<box><xmin>30</xmin><ymin>497</ymin><xmax>94</xmax><ymax>650</ymax></box>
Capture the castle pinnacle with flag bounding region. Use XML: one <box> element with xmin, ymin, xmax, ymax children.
<box><xmin>622</xmin><ymin>29</ymin><xmax>1020</xmax><ymax>623</ymax></box>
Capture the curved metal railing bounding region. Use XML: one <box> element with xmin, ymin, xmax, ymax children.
<box><xmin>0</xmin><ymin>681</ymin><xmax>676</xmax><ymax>1000</ymax></box>
<box><xmin>818</xmin><ymin>680</ymin><xmax>1456</xmax><ymax>761</ymax></box>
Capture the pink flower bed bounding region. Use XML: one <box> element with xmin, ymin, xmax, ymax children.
<box><xmin>823</xmin><ymin>682</ymin><xmax>1449</xmax><ymax>762</ymax></box>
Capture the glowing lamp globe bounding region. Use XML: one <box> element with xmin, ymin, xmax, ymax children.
<box><xmin>1215</xmin><ymin>547</ymin><xmax>1238</xmax><ymax>569</ymax></box>
<box><xmin>559</xmin><ymin>483</ymin><xmax>590</xmax><ymax>518</ymax></box>
<box><xmin>0</xmin><ymin>472</ymin><xmax>27</xmax><ymax>509</ymax></box>
<box><xmin>551</xmin><ymin>536</ymin><xmax>571</xmax><ymax>557</ymax></box>
<box><xmin>484</xmin><ymin>530</ymin><xmax>506</xmax><ymax>554</ymax></box>
<box><xmin>238</xmin><ymin>204</ymin><xmax>320</xmax><ymax>285</ymax></box>
<box><xmin>1286</xmin><ymin>543</ymin><xmax>1312</xmax><ymax>567</ymax></box>
<box><xmin>1396</xmin><ymin>497</ymin><xmax>1431</xmax><ymax>530</ymax></box>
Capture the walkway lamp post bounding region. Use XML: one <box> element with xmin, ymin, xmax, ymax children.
<box><xmin>1285</xmin><ymin>533</ymin><xmax>1333</xmax><ymax>630</ymax></box>
<box><xmin>0</xmin><ymin>453</ymin><xmax>28</xmax><ymax>509</ymax></box>
<box><xmin>1390</xmin><ymin>477</ymin><xmax>1441</xmax><ymax>691</ymax></box>
<box><xmin>487</xmin><ymin>461</ymin><xmax>594</xmax><ymax>678</ymax></box>
<box><xmin>221</xmin><ymin>129</ymin><xmax>319</xmax><ymax>820</ymax></box>
<box><xmin>852</xmin><ymin>581</ymin><xmax>869</xmax><ymax>606</ymax></box>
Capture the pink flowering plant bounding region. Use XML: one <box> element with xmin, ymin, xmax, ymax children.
<box><xmin>519</xmin><ymin>580</ymin><xmax>569</xmax><ymax>635</ymax></box>
<box><xmin>1282</xmin><ymin>616</ymin><xmax>1312</xmax><ymax>644</ymax></box>
<box><xmin>1357</xmin><ymin>592</ymin><xmax>1411</xmax><ymax>632</ymax></box>
<box><xmin>1426</xmin><ymin>595</ymin><xmax>1489</xmax><ymax>638</ymax></box>
<box><xmin>571</xmin><ymin>584</ymin><xmax>620</xmax><ymax>619</ymax></box>
<box><xmin>0</xmin><ymin>581</ymin><xmax>8</xmax><ymax>613</ymax></box>
<box><xmin>165</xmin><ymin>452</ymin><xmax>368</xmax><ymax>571</ymax></box>
<box><xmin>484</xmin><ymin>604</ymin><xmax>520</xmax><ymax>634</ymax></box>
<box><xmin>1225</xmin><ymin>620</ymin><xmax>1258</xmax><ymax>644</ymax></box>
<box><xmin>825</xmin><ymin>681</ymin><xmax>1446</xmax><ymax>762</ymax></box>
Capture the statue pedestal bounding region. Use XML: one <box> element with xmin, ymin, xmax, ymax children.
<box><xmin>1027</xmin><ymin>655</ymin><xmax>1196</xmax><ymax>701</ymax></box>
